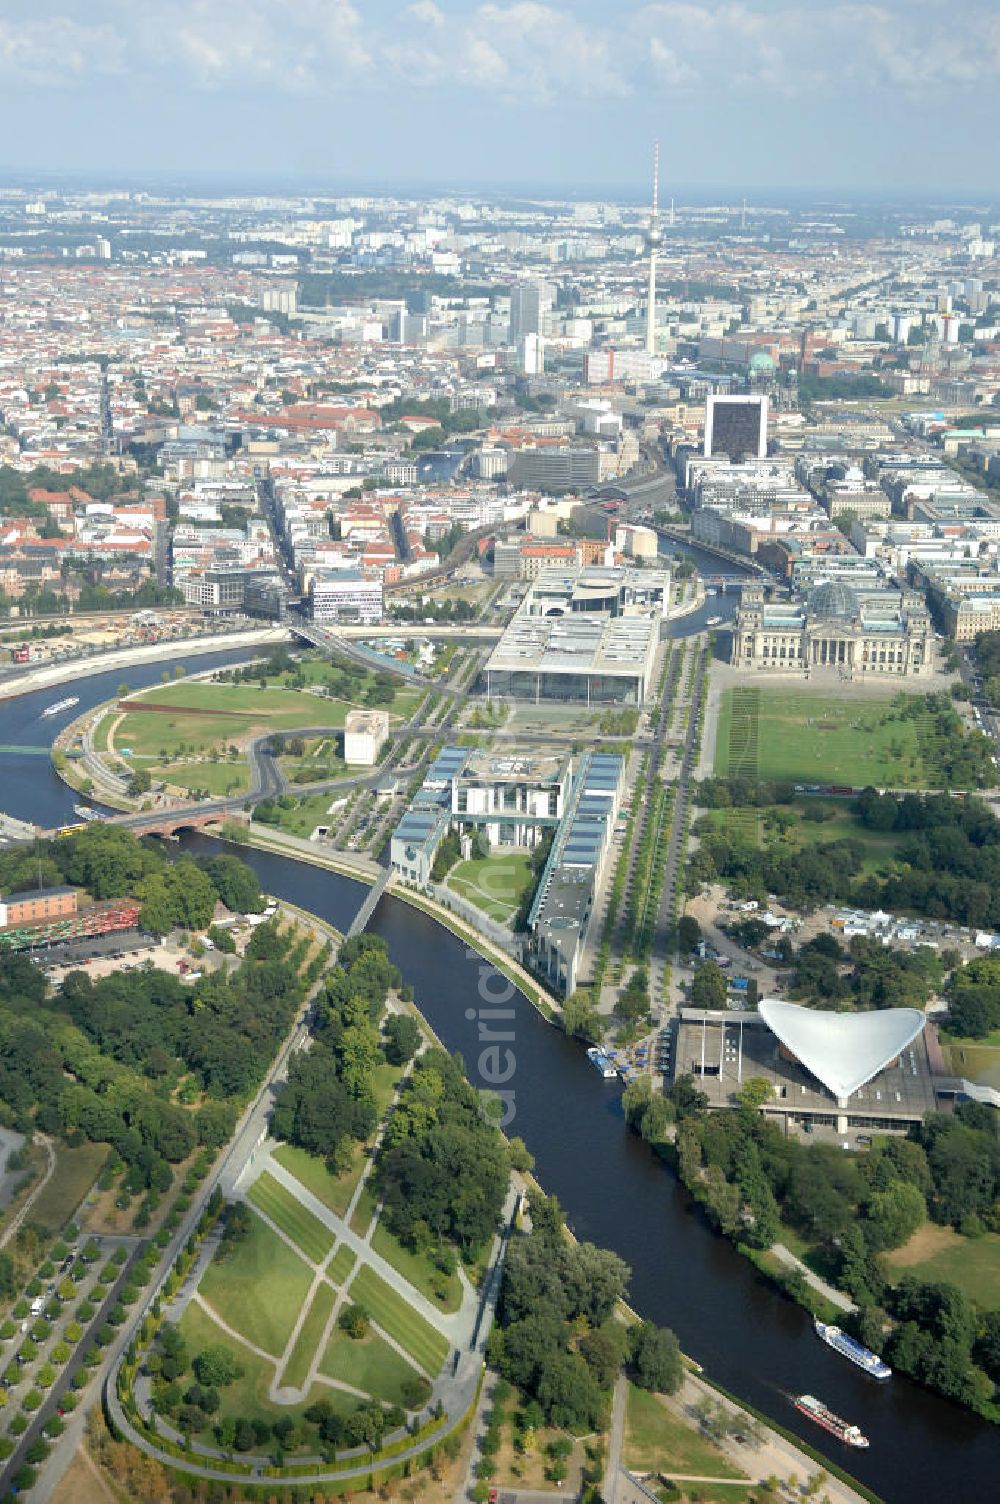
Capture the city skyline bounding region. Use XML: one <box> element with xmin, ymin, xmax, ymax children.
<box><xmin>0</xmin><ymin>0</ymin><xmax>997</xmax><ymax>194</ymax></box>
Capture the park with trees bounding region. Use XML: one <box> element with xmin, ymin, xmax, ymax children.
<box><xmin>622</xmin><ymin>1069</ymin><xmax>1000</xmax><ymax>1419</ymax></box>
<box><xmin>691</xmin><ymin>782</ymin><xmax>1000</xmax><ymax>931</ymax></box>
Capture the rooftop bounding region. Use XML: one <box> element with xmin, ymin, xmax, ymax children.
<box><xmin>758</xmin><ymin>999</ymin><xmax>927</xmax><ymax>1102</ymax></box>
<box><xmin>485</xmin><ymin>612</ymin><xmax>656</xmax><ymax>679</ymax></box>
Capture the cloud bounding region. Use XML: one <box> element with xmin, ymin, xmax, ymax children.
<box><xmin>408</xmin><ymin>0</ymin><xmax>446</xmax><ymax>25</ymax></box>
<box><xmin>453</xmin><ymin>3</ymin><xmax>629</xmax><ymax>100</ymax></box>
<box><xmin>632</xmin><ymin>2</ymin><xmax>1000</xmax><ymax>97</ymax></box>
<box><xmin>0</xmin><ymin>15</ymin><xmax>124</xmax><ymax>83</ymax></box>
<box><xmin>0</xmin><ymin>0</ymin><xmax>995</xmax><ymax>105</ymax></box>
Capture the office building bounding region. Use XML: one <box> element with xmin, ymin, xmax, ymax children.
<box><xmin>309</xmin><ymin>570</ymin><xmax>384</xmax><ymax>624</ymax></box>
<box><xmin>509</xmin><ymin>281</ymin><xmax>553</xmax><ymax>345</ymax></box>
<box><xmin>507</xmin><ymin>446</ymin><xmax>600</xmax><ymax>492</ymax></box>
<box><xmin>704</xmin><ymin>394</ymin><xmax>768</xmax><ymax>461</ymax></box>
<box><xmin>343</xmin><ymin>710</ymin><xmax>390</xmax><ymax>766</ymax></box>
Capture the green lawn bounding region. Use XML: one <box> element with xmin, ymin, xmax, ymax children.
<box><xmin>773</xmin><ymin>805</ymin><xmax>900</xmax><ymax>873</ymax></box>
<box><xmin>447</xmin><ymin>851</ymin><xmax>534</xmax><ymax>923</ymax></box>
<box><xmin>370</xmin><ymin>1221</ymin><xmax>462</xmax><ymax>1313</ymax></box>
<box><xmin>247</xmin><ymin>1172</ymin><xmax>335</xmax><ymax>1265</ymax></box>
<box><xmin>349</xmin><ymin>1265</ymin><xmax>450</xmax><ymax>1375</ymax></box>
<box><xmin>199</xmin><ymin>1207</ymin><xmax>313</xmax><ymax>1357</ymax></box>
<box><xmin>272</xmin><ymin>1142</ymin><xmax>367</xmax><ymax>1219</ymax></box>
<box><xmin>350</xmin><ymin>1184</ymin><xmax>380</xmax><ymax>1238</ymax></box>
<box><xmin>702</xmin><ymin>802</ymin><xmax>901</xmax><ymax>878</ymax></box>
<box><xmin>624</xmin><ymin>1384</ymin><xmax>744</xmax><ymax>1479</ymax></box>
<box><xmin>943</xmin><ymin>1041</ymin><xmax>1000</xmax><ymax>1090</ymax></box>
<box><xmin>151</xmin><ymin>758</ymin><xmax>250</xmax><ymax>797</ymax></box>
<box><xmin>329</xmin><ymin>1244</ymin><xmax>357</xmax><ymax>1286</ymax></box>
<box><xmin>886</xmin><ymin>1225</ymin><xmax>1000</xmax><ymax>1310</ymax></box>
<box><xmin>373</xmin><ymin>1061</ymin><xmax>405</xmax><ymax>1118</ymax></box>
<box><xmin>714</xmin><ymin>687</ymin><xmax>944</xmax><ymax>788</ymax></box>
<box><xmin>264</xmin><ymin>657</ymin><xmax>424</xmax><ymax>720</ymax></box>
<box><xmin>320</xmin><ymin>1326</ymin><xmax>430</xmax><ymax>1409</ymax></box>
<box><xmin>29</xmin><ymin>1142</ymin><xmax>107</xmax><ymax>1234</ymax></box>
<box><xmin>114</xmin><ymin>682</ymin><xmax>356</xmax><ymax>759</ymax></box>
<box><xmin>281</xmin><ymin>1280</ymin><xmax>337</xmax><ymax>1391</ymax></box>
<box><xmin>280</xmin><ymin>740</ymin><xmax>351</xmax><ymax>784</ymax></box>
<box><xmin>178</xmin><ymin>1300</ymin><xmax>337</xmax><ymax>1442</ymax></box>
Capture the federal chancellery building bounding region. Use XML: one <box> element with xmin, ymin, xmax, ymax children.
<box><xmin>730</xmin><ymin>580</ymin><xmax>935</xmax><ymax>678</ymax></box>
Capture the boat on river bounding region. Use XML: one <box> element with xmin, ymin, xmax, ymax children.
<box><xmin>794</xmin><ymin>1393</ymin><xmax>869</xmax><ymax>1448</ymax></box>
<box><xmin>815</xmin><ymin>1320</ymin><xmax>891</xmax><ymax>1380</ymax></box>
<box><xmin>586</xmin><ymin>1046</ymin><xmax>618</xmax><ymax>1078</ymax></box>
<box><xmin>42</xmin><ymin>696</ymin><xmax>79</xmax><ymax>717</ymax></box>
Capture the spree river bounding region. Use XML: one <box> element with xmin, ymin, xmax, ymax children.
<box><xmin>2</xmin><ymin>644</ymin><xmax>998</xmax><ymax>1500</ymax></box>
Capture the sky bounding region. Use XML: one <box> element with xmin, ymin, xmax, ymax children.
<box><xmin>0</xmin><ymin>1</ymin><xmax>997</xmax><ymax>198</ymax></box>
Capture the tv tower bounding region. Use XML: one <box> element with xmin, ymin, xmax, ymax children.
<box><xmin>645</xmin><ymin>142</ymin><xmax>663</xmax><ymax>356</ymax></box>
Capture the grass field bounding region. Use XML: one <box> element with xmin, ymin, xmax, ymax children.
<box><xmin>256</xmin><ymin>789</ymin><xmax>354</xmax><ymax>840</ymax></box>
<box><xmin>113</xmin><ymin>682</ymin><xmax>358</xmax><ymax>760</ymax></box>
<box><xmin>329</xmin><ymin>1244</ymin><xmax>357</xmax><ymax>1286</ymax></box>
<box><xmin>701</xmin><ymin>802</ymin><xmax>900</xmax><ymax>877</ymax></box>
<box><xmin>714</xmin><ymin>687</ymin><xmax>944</xmax><ymax>788</ymax></box>
<box><xmin>349</xmin><ymin>1265</ymin><xmax>450</xmax><ymax>1375</ymax></box>
<box><xmin>281</xmin><ymin>1279</ymin><xmax>337</xmax><ymax>1391</ymax></box>
<box><xmin>942</xmin><ymin>1040</ymin><xmax>1000</xmax><ymax>1090</ymax></box>
<box><xmin>373</xmin><ymin>1061</ymin><xmax>405</xmax><ymax>1118</ymax></box>
<box><xmin>624</xmin><ymin>1384</ymin><xmax>744</xmax><ymax>1479</ymax></box>
<box><xmin>370</xmin><ymin>1221</ymin><xmax>462</xmax><ymax>1313</ymax></box>
<box><xmin>272</xmin><ymin>1142</ymin><xmax>367</xmax><ymax>1219</ymax></box>
<box><xmin>154</xmin><ymin>758</ymin><xmax>250</xmax><ymax>797</ymax></box>
<box><xmin>178</xmin><ymin>1300</ymin><xmax>340</xmax><ymax>1439</ymax></box>
<box><xmin>447</xmin><ymin>851</ymin><xmax>534</xmax><ymax>923</ymax></box>
<box><xmin>885</xmin><ymin>1223</ymin><xmax>1000</xmax><ymax>1309</ymax></box>
<box><xmin>350</xmin><ymin>1183</ymin><xmax>379</xmax><ymax>1238</ymax></box>
<box><xmin>30</xmin><ymin>1142</ymin><xmax>107</xmax><ymax>1233</ymax></box>
<box><xmin>320</xmin><ymin>1326</ymin><xmax>430</xmax><ymax>1409</ymax></box>
<box><xmin>199</xmin><ymin>1208</ymin><xmax>313</xmax><ymax>1357</ymax></box>
<box><xmin>247</xmin><ymin>1172</ymin><xmax>335</xmax><ymax>1265</ymax></box>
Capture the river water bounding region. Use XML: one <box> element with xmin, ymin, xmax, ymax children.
<box><xmin>1</xmin><ymin>634</ymin><xmax>997</xmax><ymax>1500</ymax></box>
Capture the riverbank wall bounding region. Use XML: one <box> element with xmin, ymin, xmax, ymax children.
<box><xmin>0</xmin><ymin>626</ymin><xmax>289</xmax><ymax>701</ymax></box>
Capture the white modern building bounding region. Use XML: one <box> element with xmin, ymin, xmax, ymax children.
<box><xmin>309</xmin><ymin>570</ymin><xmax>383</xmax><ymax>624</ymax></box>
<box><xmin>343</xmin><ymin>709</ymin><xmax>390</xmax><ymax>766</ymax></box>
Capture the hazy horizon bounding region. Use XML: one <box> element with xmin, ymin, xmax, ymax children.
<box><xmin>0</xmin><ymin>1</ymin><xmax>996</xmax><ymax>199</ymax></box>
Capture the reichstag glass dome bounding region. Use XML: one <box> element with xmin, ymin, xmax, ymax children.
<box><xmin>807</xmin><ymin>580</ymin><xmax>860</xmax><ymax>622</ymax></box>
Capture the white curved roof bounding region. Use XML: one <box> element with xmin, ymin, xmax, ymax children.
<box><xmin>758</xmin><ymin>1000</ymin><xmax>925</xmax><ymax>1103</ymax></box>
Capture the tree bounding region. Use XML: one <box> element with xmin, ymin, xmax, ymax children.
<box><xmin>580</xmin><ymin>1324</ymin><xmax>628</xmax><ymax>1388</ymax></box>
<box><xmin>677</xmin><ymin>915</ymin><xmax>702</xmax><ymax>955</ymax></box>
<box><xmin>339</xmin><ymin>1304</ymin><xmax>369</xmax><ymax>1339</ymax></box>
<box><xmin>192</xmin><ymin>1344</ymin><xmax>241</xmax><ymax>1389</ymax></box>
<box><xmin>691</xmin><ymin>961</ymin><xmax>727</xmax><ymax>1011</ymax></box>
<box><xmin>864</xmin><ymin>1179</ymin><xmax>926</xmax><ymax>1251</ymax></box>
<box><xmin>629</xmin><ymin>1321</ymin><xmax>683</xmax><ymax>1393</ymax></box>
<box><xmin>507</xmin><ymin>1136</ymin><xmax>534</xmax><ymax>1173</ymax></box>
<box><xmin>384</xmin><ymin>1014</ymin><xmax>421</xmax><ymax>1065</ymax></box>
<box><xmin>562</xmin><ymin>992</ymin><xmax>603</xmax><ymax>1045</ymax></box>
<box><xmin>128</xmin><ymin>767</ymin><xmax>152</xmax><ymax>797</ymax></box>
<box><xmin>737</xmin><ymin>1077</ymin><xmax>773</xmax><ymax>1110</ymax></box>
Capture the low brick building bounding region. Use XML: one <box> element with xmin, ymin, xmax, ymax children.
<box><xmin>0</xmin><ymin>886</ymin><xmax>78</xmax><ymax>929</ymax></box>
